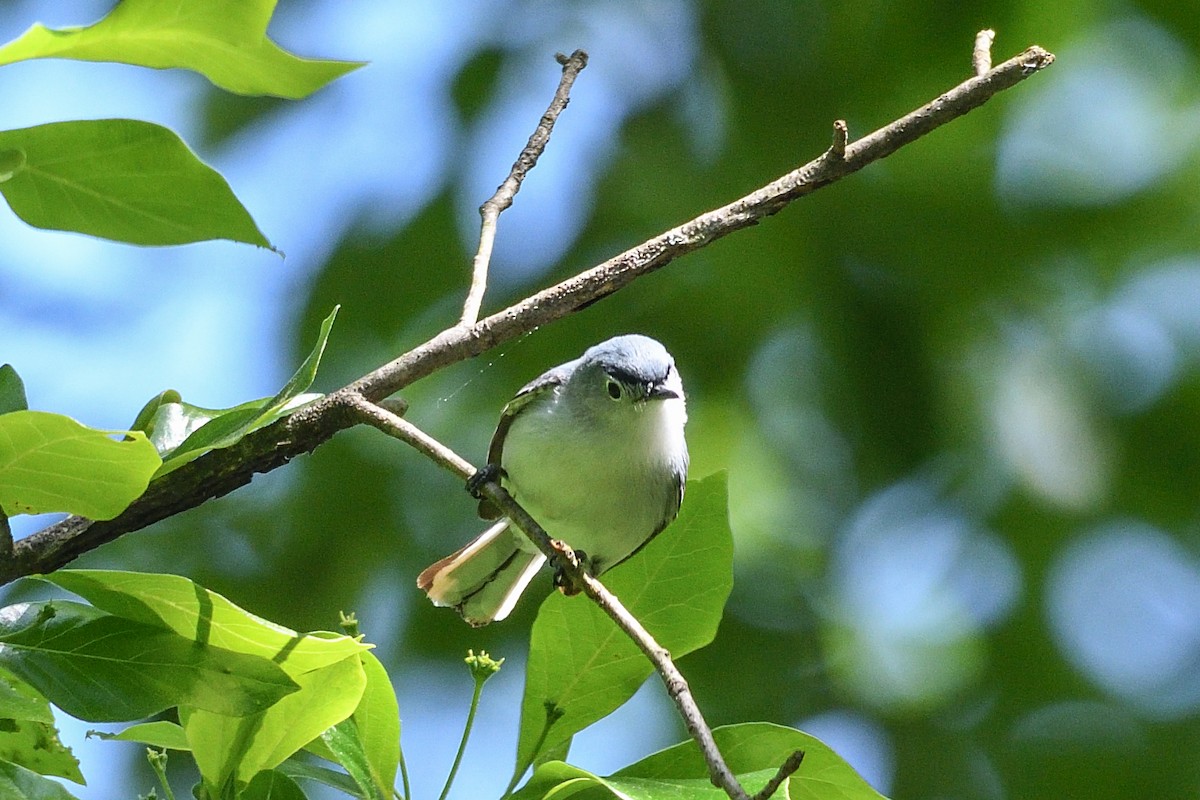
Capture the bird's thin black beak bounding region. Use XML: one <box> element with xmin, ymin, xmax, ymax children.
<box><xmin>646</xmin><ymin>382</ymin><xmax>679</xmax><ymax>401</ymax></box>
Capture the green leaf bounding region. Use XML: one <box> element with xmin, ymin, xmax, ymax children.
<box><xmin>0</xmin><ymin>600</ymin><xmax>297</xmax><ymax>722</ymax></box>
<box><xmin>0</xmin><ymin>760</ymin><xmax>82</xmax><ymax>800</ymax></box>
<box><xmin>183</xmin><ymin>654</ymin><xmax>365</xmax><ymax>790</ymax></box>
<box><xmin>346</xmin><ymin>651</ymin><xmax>399</xmax><ymax>796</ymax></box>
<box><xmin>87</xmin><ymin>720</ymin><xmax>190</xmax><ymax>751</ymax></box>
<box><xmin>319</xmin><ymin>716</ymin><xmax>388</xmax><ymax>800</ymax></box>
<box><xmin>0</xmin><ymin>119</ymin><xmax>270</xmax><ymax>247</ymax></box>
<box><xmin>40</xmin><ymin>570</ymin><xmax>368</xmax><ymax>675</ymax></box>
<box><xmin>0</xmin><ymin>411</ymin><xmax>161</xmax><ymax>519</ymax></box>
<box><xmin>242</xmin><ymin>769</ymin><xmax>308</xmax><ymax>800</ymax></box>
<box><xmin>0</xmin><ymin>0</ymin><xmax>364</xmax><ymax>99</ymax></box>
<box><xmin>615</xmin><ymin>723</ymin><xmax>889</xmax><ymax>800</ymax></box>
<box><xmin>150</xmin><ymin>304</ymin><xmax>338</xmax><ymax>476</ymax></box>
<box><xmin>0</xmin><ymin>670</ymin><xmax>53</xmax><ymax>725</ymax></box>
<box><xmin>0</xmin><ymin>671</ymin><xmax>82</xmax><ymax>784</ymax></box>
<box><xmin>0</xmin><ymin>366</ymin><xmax>27</xmax><ymax>414</ymax></box>
<box><xmin>515</xmin><ymin>473</ymin><xmax>734</xmax><ymax>770</ymax></box>
<box><xmin>129</xmin><ymin>390</ymin><xmax>182</xmax><ymax>439</ymax></box>
<box><xmin>0</xmin><ymin>720</ymin><xmax>83</xmax><ymax>784</ymax></box>
<box><xmin>511</xmin><ymin>760</ymin><xmax>783</xmax><ymax>800</ymax></box>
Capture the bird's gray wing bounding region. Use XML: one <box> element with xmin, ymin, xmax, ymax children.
<box><xmin>476</xmin><ymin>361</ymin><xmax>574</xmax><ymax>520</ymax></box>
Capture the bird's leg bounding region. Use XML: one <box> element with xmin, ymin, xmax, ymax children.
<box><xmin>553</xmin><ymin>545</ymin><xmax>593</xmax><ymax>596</ymax></box>
<box><xmin>466</xmin><ymin>463</ymin><xmax>505</xmax><ymax>498</ymax></box>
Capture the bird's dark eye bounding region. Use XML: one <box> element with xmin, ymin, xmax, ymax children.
<box><xmin>606</xmin><ymin>379</ymin><xmax>622</xmax><ymax>400</ymax></box>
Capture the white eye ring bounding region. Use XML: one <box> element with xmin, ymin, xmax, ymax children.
<box><xmin>606</xmin><ymin>378</ymin><xmax>622</xmax><ymax>400</ymax></box>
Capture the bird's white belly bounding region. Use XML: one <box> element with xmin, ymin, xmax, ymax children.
<box><xmin>500</xmin><ymin>399</ymin><xmax>683</xmax><ymax>571</ymax></box>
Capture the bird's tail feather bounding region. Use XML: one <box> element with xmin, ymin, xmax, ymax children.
<box><xmin>417</xmin><ymin>521</ymin><xmax>546</xmax><ymax>626</ymax></box>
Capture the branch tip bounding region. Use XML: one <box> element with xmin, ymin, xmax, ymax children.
<box><xmin>972</xmin><ymin>29</ymin><xmax>996</xmax><ymax>76</ymax></box>
<box><xmin>459</xmin><ymin>47</ymin><xmax>590</xmax><ymax>328</ymax></box>
<box><xmin>830</xmin><ymin>120</ymin><xmax>848</xmax><ymax>159</ymax></box>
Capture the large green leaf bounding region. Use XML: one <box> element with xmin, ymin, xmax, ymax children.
<box><xmin>0</xmin><ymin>600</ymin><xmax>297</xmax><ymax>722</ymax></box>
<box><xmin>183</xmin><ymin>653</ymin><xmax>365</xmax><ymax>791</ymax></box>
<box><xmin>41</xmin><ymin>570</ymin><xmax>368</xmax><ymax>675</ymax></box>
<box><xmin>0</xmin><ymin>365</ymin><xmax>27</xmax><ymax>414</ymax></box>
<box><xmin>0</xmin><ymin>760</ymin><xmax>81</xmax><ymax>800</ymax></box>
<box><xmin>513</xmin><ymin>723</ymin><xmax>888</xmax><ymax>800</ymax></box>
<box><xmin>515</xmin><ymin>473</ymin><xmax>734</xmax><ymax>771</ymax></box>
<box><xmin>0</xmin><ymin>0</ymin><xmax>363</xmax><ymax>99</ymax></box>
<box><xmin>134</xmin><ymin>304</ymin><xmax>338</xmax><ymax>476</ymax></box>
<box><xmin>0</xmin><ymin>119</ymin><xmax>269</xmax><ymax>247</ymax></box>
<box><xmin>511</xmin><ymin>760</ymin><xmax>782</xmax><ymax>800</ymax></box>
<box><xmin>0</xmin><ymin>671</ymin><xmax>81</xmax><ymax>784</ymax></box>
<box><xmin>614</xmin><ymin>723</ymin><xmax>889</xmax><ymax>800</ymax></box>
<box><xmin>0</xmin><ymin>411</ymin><xmax>161</xmax><ymax>519</ymax></box>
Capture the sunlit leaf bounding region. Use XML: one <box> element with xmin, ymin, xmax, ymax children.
<box><xmin>0</xmin><ymin>0</ymin><xmax>364</xmax><ymax>99</ymax></box>
<box><xmin>0</xmin><ymin>411</ymin><xmax>161</xmax><ymax>519</ymax></box>
<box><xmin>516</xmin><ymin>473</ymin><xmax>734</xmax><ymax>770</ymax></box>
<box><xmin>0</xmin><ymin>600</ymin><xmax>297</xmax><ymax>722</ymax></box>
<box><xmin>346</xmin><ymin>651</ymin><xmax>399</xmax><ymax>796</ymax></box>
<box><xmin>0</xmin><ymin>120</ymin><xmax>270</xmax><ymax>247</ymax></box>
<box><xmin>40</xmin><ymin>570</ymin><xmax>369</xmax><ymax>675</ymax></box>
<box><xmin>0</xmin><ymin>366</ymin><xmax>27</xmax><ymax>414</ymax></box>
<box><xmin>183</xmin><ymin>654</ymin><xmax>365</xmax><ymax>789</ymax></box>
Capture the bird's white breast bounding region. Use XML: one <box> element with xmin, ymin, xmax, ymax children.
<box><xmin>500</xmin><ymin>392</ymin><xmax>686</xmax><ymax>569</ymax></box>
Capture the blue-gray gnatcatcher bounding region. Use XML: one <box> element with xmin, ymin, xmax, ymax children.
<box><xmin>417</xmin><ymin>334</ymin><xmax>689</xmax><ymax>626</ymax></box>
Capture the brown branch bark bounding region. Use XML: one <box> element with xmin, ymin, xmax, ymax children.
<box><xmin>5</xmin><ymin>42</ymin><xmax>1054</xmax><ymax>585</ymax></box>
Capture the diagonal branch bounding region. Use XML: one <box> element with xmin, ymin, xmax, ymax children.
<box><xmin>6</xmin><ymin>40</ymin><xmax>1054</xmax><ymax>585</ymax></box>
<box><xmin>460</xmin><ymin>50</ymin><xmax>589</xmax><ymax>328</ymax></box>
<box><xmin>345</xmin><ymin>394</ymin><xmax>789</xmax><ymax>800</ymax></box>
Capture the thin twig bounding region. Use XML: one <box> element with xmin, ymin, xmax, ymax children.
<box><xmin>751</xmin><ymin>750</ymin><xmax>805</xmax><ymax>800</ymax></box>
<box><xmin>348</xmin><ymin>395</ymin><xmax>779</xmax><ymax>800</ymax></box>
<box><xmin>9</xmin><ymin>40</ymin><xmax>1055</xmax><ymax>584</ymax></box>
<box><xmin>973</xmin><ymin>29</ymin><xmax>996</xmax><ymax>76</ymax></box>
<box><xmin>459</xmin><ymin>50</ymin><xmax>589</xmax><ymax>328</ymax></box>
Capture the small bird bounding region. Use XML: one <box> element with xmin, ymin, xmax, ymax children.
<box><xmin>417</xmin><ymin>334</ymin><xmax>689</xmax><ymax>625</ymax></box>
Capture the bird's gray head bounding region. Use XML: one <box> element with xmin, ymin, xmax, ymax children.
<box><xmin>566</xmin><ymin>334</ymin><xmax>684</xmax><ymax>410</ymax></box>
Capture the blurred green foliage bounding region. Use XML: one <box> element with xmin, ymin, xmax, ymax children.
<box><xmin>19</xmin><ymin>0</ymin><xmax>1200</xmax><ymax>798</ymax></box>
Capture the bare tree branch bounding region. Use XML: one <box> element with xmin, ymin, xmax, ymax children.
<box><xmin>974</xmin><ymin>29</ymin><xmax>996</xmax><ymax>76</ymax></box>
<box><xmin>347</xmin><ymin>394</ymin><xmax>774</xmax><ymax>799</ymax></box>
<box><xmin>7</xmin><ymin>41</ymin><xmax>1054</xmax><ymax>585</ymax></box>
<box><xmin>460</xmin><ymin>50</ymin><xmax>589</xmax><ymax>328</ymax></box>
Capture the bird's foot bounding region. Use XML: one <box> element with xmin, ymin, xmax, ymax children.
<box><xmin>466</xmin><ymin>464</ymin><xmax>504</xmax><ymax>498</ymax></box>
